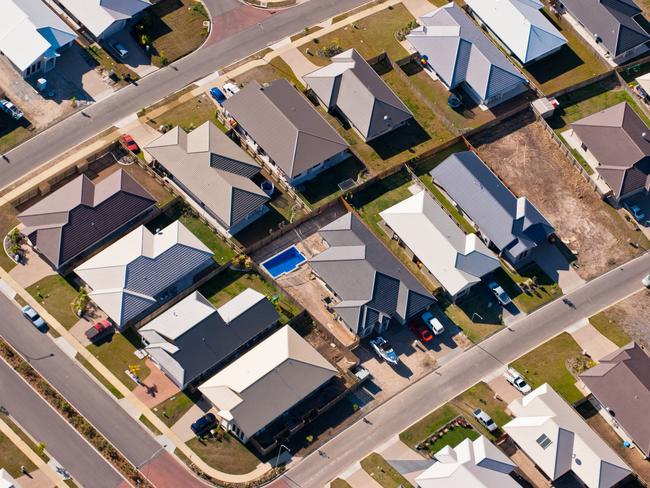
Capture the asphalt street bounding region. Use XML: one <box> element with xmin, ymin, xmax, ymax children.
<box><xmin>0</xmin><ymin>359</ymin><xmax>124</xmax><ymax>488</ymax></box>
<box><xmin>286</xmin><ymin>252</ymin><xmax>650</xmax><ymax>487</ymax></box>
<box><xmin>1</xmin><ymin>0</ymin><xmax>370</xmax><ymax>189</ymax></box>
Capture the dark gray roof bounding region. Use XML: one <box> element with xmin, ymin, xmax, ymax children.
<box><xmin>572</xmin><ymin>102</ymin><xmax>650</xmax><ymax>198</ymax></box>
<box><xmin>580</xmin><ymin>343</ymin><xmax>650</xmax><ymax>457</ymax></box>
<box><xmin>430</xmin><ymin>151</ymin><xmax>554</xmax><ymax>260</ymax></box>
<box><xmin>309</xmin><ymin>213</ymin><xmax>435</xmax><ymax>335</ymax></box>
<box><xmin>18</xmin><ymin>170</ymin><xmax>155</xmax><ymax>269</ymax></box>
<box><xmin>223</xmin><ymin>79</ymin><xmax>348</xmax><ymax>179</ymax></box>
<box><xmin>562</xmin><ymin>0</ymin><xmax>649</xmax><ymax>57</ymax></box>
<box><xmin>304</xmin><ymin>49</ymin><xmax>412</xmax><ymax>140</ymax></box>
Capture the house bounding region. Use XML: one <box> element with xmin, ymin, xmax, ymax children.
<box><xmin>464</xmin><ymin>0</ymin><xmax>566</xmax><ymax>65</ymax></box>
<box><xmin>416</xmin><ymin>435</ymin><xmax>520</xmax><ymax>488</ymax></box>
<box><xmin>580</xmin><ymin>342</ymin><xmax>650</xmax><ymax>458</ymax></box>
<box><xmin>303</xmin><ymin>48</ymin><xmax>413</xmax><ymax>141</ymax></box>
<box><xmin>406</xmin><ymin>4</ymin><xmax>528</xmax><ymax>108</ymax></box>
<box><xmin>309</xmin><ymin>212</ymin><xmax>435</xmax><ymax>338</ymax></box>
<box><xmin>380</xmin><ymin>190</ymin><xmax>500</xmax><ymax>300</ymax></box>
<box><xmin>0</xmin><ymin>0</ymin><xmax>77</xmax><ymax>78</ymax></box>
<box><xmin>560</xmin><ymin>0</ymin><xmax>650</xmax><ymax>64</ymax></box>
<box><xmin>18</xmin><ymin>170</ymin><xmax>156</xmax><ymax>271</ymax></box>
<box><xmin>199</xmin><ymin>325</ymin><xmax>337</xmax><ymax>444</ymax></box>
<box><xmin>145</xmin><ymin>122</ymin><xmax>269</xmax><ymax>235</ymax></box>
<box><xmin>570</xmin><ymin>102</ymin><xmax>650</xmax><ymax>202</ymax></box>
<box><xmin>222</xmin><ymin>79</ymin><xmax>349</xmax><ymax>186</ymax></box>
<box><xmin>74</xmin><ymin>220</ymin><xmax>213</xmax><ymax>328</ymax></box>
<box><xmin>504</xmin><ymin>384</ymin><xmax>632</xmax><ymax>488</ymax></box>
<box><xmin>0</xmin><ymin>469</ymin><xmax>17</xmax><ymax>488</ymax></box>
<box><xmin>430</xmin><ymin>151</ymin><xmax>555</xmax><ymax>267</ymax></box>
<box><xmin>55</xmin><ymin>0</ymin><xmax>150</xmax><ymax>40</ymax></box>
<box><xmin>139</xmin><ymin>289</ymin><xmax>280</xmax><ymax>389</ymax></box>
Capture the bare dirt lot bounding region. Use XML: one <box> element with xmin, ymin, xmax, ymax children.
<box><xmin>469</xmin><ymin>110</ymin><xmax>646</xmax><ymax>281</ymax></box>
<box><xmin>593</xmin><ymin>289</ymin><xmax>650</xmax><ymax>348</ymax></box>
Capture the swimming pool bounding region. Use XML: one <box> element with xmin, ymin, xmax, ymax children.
<box><xmin>262</xmin><ymin>245</ymin><xmax>306</xmax><ymax>278</ymax></box>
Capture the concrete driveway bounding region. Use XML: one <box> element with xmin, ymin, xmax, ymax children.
<box><xmin>170</xmin><ymin>397</ymin><xmax>217</xmax><ymax>443</ymax></box>
<box><xmin>487</xmin><ymin>374</ymin><xmax>521</xmax><ymax>406</ymax></box>
<box><xmin>569</xmin><ymin>321</ymin><xmax>619</xmax><ymax>360</ymax></box>
<box><xmin>279</xmin><ymin>47</ymin><xmax>320</xmax><ymax>87</ymax></box>
<box><xmin>535</xmin><ymin>243</ymin><xmax>585</xmax><ymax>293</ymax></box>
<box><xmin>621</xmin><ymin>193</ymin><xmax>650</xmax><ymax>240</ymax></box>
<box><xmin>56</xmin><ymin>44</ymin><xmax>115</xmax><ymax>102</ymax></box>
<box><xmin>8</xmin><ymin>245</ymin><xmax>56</xmax><ymax>288</ymax></box>
<box><xmin>105</xmin><ymin>32</ymin><xmax>158</xmax><ymax>78</ymax></box>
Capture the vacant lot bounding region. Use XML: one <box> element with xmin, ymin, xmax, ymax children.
<box><xmin>590</xmin><ymin>289</ymin><xmax>650</xmax><ymax>348</ymax></box>
<box><xmin>469</xmin><ymin>111</ymin><xmax>647</xmax><ymax>280</ymax></box>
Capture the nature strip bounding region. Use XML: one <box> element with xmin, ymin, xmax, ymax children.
<box><xmin>0</xmin><ymin>339</ymin><xmax>151</xmax><ymax>488</ymax></box>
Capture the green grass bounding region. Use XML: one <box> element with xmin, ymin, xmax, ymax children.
<box><xmin>86</xmin><ymin>330</ymin><xmax>150</xmax><ymax>390</ymax></box>
<box><xmin>496</xmin><ymin>264</ymin><xmax>562</xmax><ymax>314</ymax></box>
<box><xmin>400</xmin><ymin>403</ymin><xmax>459</xmax><ymax>447</ymax></box>
<box><xmin>76</xmin><ymin>354</ymin><xmax>124</xmax><ymax>399</ymax></box>
<box><xmin>26</xmin><ymin>275</ymin><xmax>79</xmax><ymax>329</ymax></box>
<box><xmin>0</xmin><ymin>430</ymin><xmax>37</xmax><ymax>478</ymax></box>
<box><xmin>186</xmin><ymin>434</ymin><xmax>261</xmax><ymax>475</ymax></box>
<box><xmin>154</xmin><ymin>390</ymin><xmax>202</xmax><ymax>427</ymax></box>
<box><xmin>331</xmin><ymin>479</ymin><xmax>353</xmax><ymax>488</ymax></box>
<box><xmin>441</xmin><ymin>297</ymin><xmax>502</xmax><ymax>343</ymax></box>
<box><xmin>0</xmin><ymin>115</ymin><xmax>32</xmax><ymax>157</ymax></box>
<box><xmin>139</xmin><ymin>414</ymin><xmax>162</xmax><ymax>436</ymax></box>
<box><xmin>512</xmin><ymin>332</ymin><xmax>584</xmax><ymax>404</ymax></box>
<box><xmin>0</xmin><ymin>414</ymin><xmax>49</xmax><ymax>463</ymax></box>
<box><xmin>199</xmin><ymin>268</ymin><xmax>300</xmax><ymax>324</ymax></box>
<box><xmin>144</xmin><ymin>93</ymin><xmax>226</xmax><ymax>134</ymax></box>
<box><xmin>452</xmin><ymin>382</ymin><xmax>511</xmax><ymax>436</ymax></box>
<box><xmin>178</xmin><ymin>214</ymin><xmax>236</xmax><ymax>265</ymax></box>
<box><xmin>589</xmin><ymin>312</ymin><xmax>632</xmax><ymax>348</ymax></box>
<box><xmin>360</xmin><ymin>453</ymin><xmax>414</xmax><ymax>488</ymax></box>
<box><xmin>0</xmin><ymin>202</ymin><xmax>19</xmax><ymax>271</ymax></box>
<box><xmin>426</xmin><ymin>425</ymin><xmax>480</xmax><ymax>453</ymax></box>
<box><xmin>298</xmin><ymin>156</ymin><xmax>367</xmax><ymax>207</ymax></box>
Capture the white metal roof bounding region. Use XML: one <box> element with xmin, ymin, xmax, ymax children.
<box><xmin>0</xmin><ymin>469</ymin><xmax>16</xmax><ymax>488</ymax></box>
<box><xmin>0</xmin><ymin>0</ymin><xmax>77</xmax><ymax>71</ymax></box>
<box><xmin>217</xmin><ymin>288</ymin><xmax>266</xmax><ymax>323</ymax></box>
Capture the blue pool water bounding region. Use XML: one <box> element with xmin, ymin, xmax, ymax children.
<box><xmin>262</xmin><ymin>246</ymin><xmax>306</xmax><ymax>278</ymax></box>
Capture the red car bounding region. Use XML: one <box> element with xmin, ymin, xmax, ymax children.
<box><xmin>85</xmin><ymin>319</ymin><xmax>114</xmax><ymax>342</ymax></box>
<box><xmin>409</xmin><ymin>321</ymin><xmax>433</xmax><ymax>342</ymax></box>
<box><xmin>120</xmin><ymin>134</ymin><xmax>139</xmax><ymax>153</ymax></box>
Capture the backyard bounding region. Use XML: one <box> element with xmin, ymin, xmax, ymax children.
<box><xmin>186</xmin><ymin>433</ymin><xmax>261</xmax><ymax>475</ymax></box>
<box><xmin>588</xmin><ymin>289</ymin><xmax>649</xmax><ymax>348</ymax></box>
<box><xmin>511</xmin><ymin>332</ymin><xmax>584</xmax><ymax>404</ymax></box>
<box><xmin>26</xmin><ymin>275</ymin><xmax>80</xmax><ymax>329</ymax></box>
<box><xmin>298</xmin><ymin>155</ymin><xmax>367</xmax><ymax>208</ymax></box>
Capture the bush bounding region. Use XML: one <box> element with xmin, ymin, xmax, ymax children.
<box><xmin>396</xmin><ymin>20</ymin><xmax>419</xmax><ymax>41</ymax></box>
<box><xmin>317</xmin><ymin>43</ymin><xmax>343</xmax><ymax>58</ymax></box>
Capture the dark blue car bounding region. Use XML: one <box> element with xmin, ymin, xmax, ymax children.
<box><xmin>209</xmin><ymin>87</ymin><xmax>226</xmax><ymax>104</ymax></box>
<box><xmin>191</xmin><ymin>413</ymin><xmax>217</xmax><ymax>436</ymax></box>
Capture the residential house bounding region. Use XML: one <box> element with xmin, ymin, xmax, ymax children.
<box><xmin>570</xmin><ymin>102</ymin><xmax>650</xmax><ymax>202</ymax></box>
<box><xmin>55</xmin><ymin>0</ymin><xmax>150</xmax><ymax>40</ymax></box>
<box><xmin>303</xmin><ymin>48</ymin><xmax>413</xmax><ymax>141</ymax></box>
<box><xmin>416</xmin><ymin>435</ymin><xmax>520</xmax><ymax>488</ymax></box>
<box><xmin>145</xmin><ymin>122</ymin><xmax>269</xmax><ymax>235</ymax></box>
<box><xmin>407</xmin><ymin>4</ymin><xmax>528</xmax><ymax>108</ymax></box>
<box><xmin>465</xmin><ymin>0</ymin><xmax>566</xmax><ymax>65</ymax></box>
<box><xmin>430</xmin><ymin>151</ymin><xmax>555</xmax><ymax>267</ymax></box>
<box><xmin>74</xmin><ymin>220</ymin><xmax>213</xmax><ymax>329</ymax></box>
<box><xmin>0</xmin><ymin>469</ymin><xmax>17</xmax><ymax>488</ymax></box>
<box><xmin>139</xmin><ymin>289</ymin><xmax>280</xmax><ymax>389</ymax></box>
<box><xmin>504</xmin><ymin>384</ymin><xmax>632</xmax><ymax>488</ymax></box>
<box><xmin>580</xmin><ymin>342</ymin><xmax>650</xmax><ymax>458</ymax></box>
<box><xmin>380</xmin><ymin>190</ymin><xmax>500</xmax><ymax>300</ymax></box>
<box><xmin>308</xmin><ymin>212</ymin><xmax>435</xmax><ymax>338</ymax></box>
<box><xmin>0</xmin><ymin>0</ymin><xmax>77</xmax><ymax>78</ymax></box>
<box><xmin>560</xmin><ymin>0</ymin><xmax>650</xmax><ymax>64</ymax></box>
<box><xmin>199</xmin><ymin>325</ymin><xmax>337</xmax><ymax>447</ymax></box>
<box><xmin>222</xmin><ymin>79</ymin><xmax>350</xmax><ymax>186</ymax></box>
<box><xmin>18</xmin><ymin>170</ymin><xmax>156</xmax><ymax>271</ymax></box>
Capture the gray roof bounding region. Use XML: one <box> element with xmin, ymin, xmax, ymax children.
<box><xmin>430</xmin><ymin>151</ymin><xmax>554</xmax><ymax>261</ymax></box>
<box><xmin>18</xmin><ymin>170</ymin><xmax>155</xmax><ymax>269</ymax></box>
<box><xmin>145</xmin><ymin>122</ymin><xmax>269</xmax><ymax>229</ymax></box>
<box><xmin>139</xmin><ymin>289</ymin><xmax>279</xmax><ymax>388</ymax></box>
<box><xmin>58</xmin><ymin>0</ymin><xmax>151</xmax><ymax>37</ymax></box>
<box><xmin>572</xmin><ymin>102</ymin><xmax>650</xmax><ymax>198</ymax></box>
<box><xmin>309</xmin><ymin>212</ymin><xmax>435</xmax><ymax>335</ymax></box>
<box><xmin>406</xmin><ymin>4</ymin><xmax>527</xmax><ymax>104</ymax></box>
<box><xmin>561</xmin><ymin>0</ymin><xmax>649</xmax><ymax>57</ymax></box>
<box><xmin>303</xmin><ymin>49</ymin><xmax>412</xmax><ymax>140</ymax></box>
<box><xmin>222</xmin><ymin>79</ymin><xmax>348</xmax><ymax>179</ymax></box>
<box><xmin>580</xmin><ymin>342</ymin><xmax>650</xmax><ymax>457</ymax></box>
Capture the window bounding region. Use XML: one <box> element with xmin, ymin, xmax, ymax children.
<box><xmin>536</xmin><ymin>434</ymin><xmax>553</xmax><ymax>449</ymax></box>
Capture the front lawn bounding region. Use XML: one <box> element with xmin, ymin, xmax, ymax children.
<box><xmin>144</xmin><ymin>93</ymin><xmax>227</xmax><ymax>134</ymax></box>
<box><xmin>331</xmin><ymin>479</ymin><xmax>353</xmax><ymax>488</ymax></box>
<box><xmin>0</xmin><ymin>202</ymin><xmax>19</xmax><ymax>271</ymax></box>
<box><xmin>589</xmin><ymin>311</ymin><xmax>632</xmax><ymax>348</ymax></box>
<box><xmin>494</xmin><ymin>264</ymin><xmax>562</xmax><ymax>314</ymax></box>
<box><xmin>86</xmin><ymin>330</ymin><xmax>150</xmax><ymax>390</ymax></box>
<box><xmin>153</xmin><ymin>390</ymin><xmax>202</xmax><ymax>427</ymax></box>
<box><xmin>452</xmin><ymin>382</ymin><xmax>512</xmax><ymax>437</ymax></box>
<box><xmin>511</xmin><ymin>332</ymin><xmax>584</xmax><ymax>403</ymax></box>
<box><xmin>427</xmin><ymin>425</ymin><xmax>480</xmax><ymax>454</ymax></box>
<box><xmin>186</xmin><ymin>433</ymin><xmax>261</xmax><ymax>475</ymax></box>
<box><xmin>360</xmin><ymin>453</ymin><xmax>413</xmax><ymax>488</ymax></box>
<box><xmin>442</xmin><ymin>295</ymin><xmax>502</xmax><ymax>343</ymax></box>
<box><xmin>0</xmin><ymin>430</ymin><xmax>37</xmax><ymax>478</ymax></box>
<box><xmin>26</xmin><ymin>275</ymin><xmax>80</xmax><ymax>329</ymax></box>
<box><xmin>400</xmin><ymin>403</ymin><xmax>458</xmax><ymax>448</ymax></box>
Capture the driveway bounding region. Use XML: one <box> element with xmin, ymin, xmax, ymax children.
<box><xmin>279</xmin><ymin>47</ymin><xmax>319</xmax><ymax>86</ymax></box>
<box><xmin>8</xmin><ymin>245</ymin><xmax>56</xmax><ymax>288</ymax></box>
<box><xmin>55</xmin><ymin>44</ymin><xmax>115</xmax><ymax>102</ymax></box>
<box><xmin>534</xmin><ymin>243</ymin><xmax>585</xmax><ymax>293</ymax></box>
<box><xmin>380</xmin><ymin>438</ymin><xmax>430</xmax><ymax>486</ymax></box>
<box><xmin>171</xmin><ymin>397</ymin><xmax>217</xmax><ymax>443</ymax></box>
<box><xmin>132</xmin><ymin>359</ymin><xmax>180</xmax><ymax>408</ymax></box>
<box><xmin>105</xmin><ymin>32</ymin><xmax>158</xmax><ymax>78</ymax></box>
<box><xmin>569</xmin><ymin>321</ymin><xmax>619</xmax><ymax>360</ymax></box>
<box><xmin>487</xmin><ymin>374</ymin><xmax>521</xmax><ymax>406</ymax></box>
<box><xmin>620</xmin><ymin>193</ymin><xmax>650</xmax><ymax>241</ymax></box>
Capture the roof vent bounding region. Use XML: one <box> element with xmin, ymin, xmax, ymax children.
<box><xmin>643</xmin><ymin>132</ymin><xmax>647</xmax><ymax>139</ymax></box>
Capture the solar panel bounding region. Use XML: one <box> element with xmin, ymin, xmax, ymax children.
<box><xmin>536</xmin><ymin>434</ymin><xmax>552</xmax><ymax>449</ymax></box>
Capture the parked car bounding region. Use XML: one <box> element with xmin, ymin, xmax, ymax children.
<box><xmin>111</xmin><ymin>42</ymin><xmax>129</xmax><ymax>59</ymax></box>
<box><xmin>0</xmin><ymin>99</ymin><xmax>23</xmax><ymax>120</ymax></box>
<box><xmin>369</xmin><ymin>337</ymin><xmax>399</xmax><ymax>365</ymax></box>
<box><xmin>409</xmin><ymin>321</ymin><xmax>433</xmax><ymax>342</ymax></box>
<box><xmin>209</xmin><ymin>87</ymin><xmax>226</xmax><ymax>104</ymax></box>
<box><xmin>623</xmin><ymin>202</ymin><xmax>646</xmax><ymax>225</ymax></box>
<box><xmin>643</xmin><ymin>275</ymin><xmax>650</xmax><ymax>288</ymax></box>
<box><xmin>120</xmin><ymin>134</ymin><xmax>139</xmax><ymax>152</ymax></box>
<box><xmin>191</xmin><ymin>413</ymin><xmax>217</xmax><ymax>436</ymax></box>
<box><xmin>85</xmin><ymin>319</ymin><xmax>114</xmax><ymax>343</ymax></box>
<box><xmin>222</xmin><ymin>82</ymin><xmax>240</xmax><ymax>97</ymax></box>
<box><xmin>421</xmin><ymin>311</ymin><xmax>445</xmax><ymax>336</ymax></box>
<box><xmin>488</xmin><ymin>282</ymin><xmax>511</xmax><ymax>306</ymax></box>
<box><xmin>21</xmin><ymin>305</ymin><xmax>47</xmax><ymax>332</ymax></box>
<box><xmin>473</xmin><ymin>408</ymin><xmax>498</xmax><ymax>432</ymax></box>
<box><xmin>503</xmin><ymin>367</ymin><xmax>531</xmax><ymax>394</ymax></box>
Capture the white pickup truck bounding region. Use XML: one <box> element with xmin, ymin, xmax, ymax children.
<box><xmin>504</xmin><ymin>367</ymin><xmax>531</xmax><ymax>394</ymax></box>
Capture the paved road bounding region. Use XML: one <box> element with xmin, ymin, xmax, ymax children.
<box><xmin>0</xmin><ymin>359</ymin><xmax>124</xmax><ymax>488</ymax></box>
<box><xmin>0</xmin><ymin>294</ymin><xmax>208</xmax><ymax>487</ymax></box>
<box><xmin>1</xmin><ymin>0</ymin><xmax>368</xmax><ymax>189</ymax></box>
<box><xmin>286</xmin><ymin>253</ymin><xmax>650</xmax><ymax>487</ymax></box>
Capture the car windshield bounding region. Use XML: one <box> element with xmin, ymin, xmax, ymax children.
<box><xmin>515</xmin><ymin>378</ymin><xmax>526</xmax><ymax>387</ymax></box>
<box><xmin>32</xmin><ymin>313</ymin><xmax>41</xmax><ymax>320</ymax></box>
<box><xmin>485</xmin><ymin>418</ymin><xmax>494</xmax><ymax>426</ymax></box>
<box><xmin>498</xmin><ymin>291</ymin><xmax>508</xmax><ymax>300</ymax></box>
<box><xmin>380</xmin><ymin>342</ymin><xmax>393</xmax><ymax>351</ymax></box>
